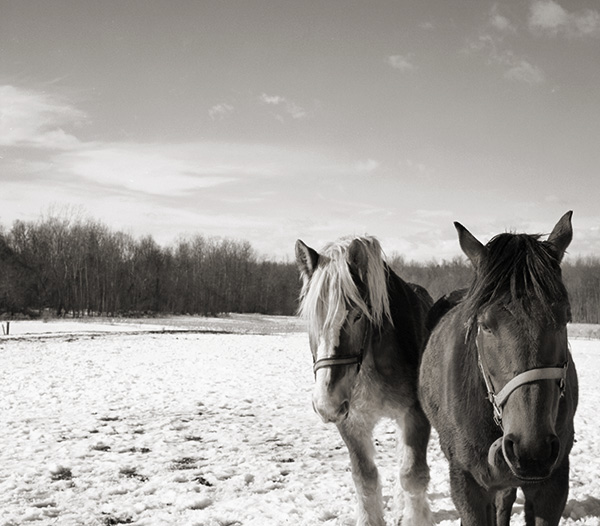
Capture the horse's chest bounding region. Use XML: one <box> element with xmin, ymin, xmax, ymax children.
<box><xmin>352</xmin><ymin>372</ymin><xmax>415</xmax><ymax>420</ymax></box>
<box><xmin>449</xmin><ymin>437</ymin><xmax>522</xmax><ymax>491</ymax></box>
<box><xmin>472</xmin><ymin>459</ymin><xmax>522</xmax><ymax>491</ymax></box>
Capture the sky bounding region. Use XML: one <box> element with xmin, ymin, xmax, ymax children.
<box><xmin>1</xmin><ymin>0</ymin><xmax>599</xmax><ymax>262</ymax></box>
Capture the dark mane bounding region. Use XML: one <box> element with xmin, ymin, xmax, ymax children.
<box><xmin>385</xmin><ymin>262</ymin><xmax>432</xmax><ymax>368</ymax></box>
<box><xmin>463</xmin><ymin>233</ymin><xmax>569</xmax><ymax>329</ymax></box>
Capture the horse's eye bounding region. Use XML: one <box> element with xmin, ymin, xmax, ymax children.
<box><xmin>479</xmin><ymin>323</ymin><xmax>492</xmax><ymax>334</ymax></box>
<box><xmin>354</xmin><ymin>311</ymin><xmax>363</xmax><ymax>322</ymax></box>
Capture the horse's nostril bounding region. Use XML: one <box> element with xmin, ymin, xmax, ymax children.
<box><xmin>548</xmin><ymin>434</ymin><xmax>561</xmax><ymax>463</ymax></box>
<box><xmin>502</xmin><ymin>432</ymin><xmax>561</xmax><ymax>475</ymax></box>
<box><xmin>503</xmin><ymin>434</ymin><xmax>517</xmax><ymax>462</ymax></box>
<box><xmin>337</xmin><ymin>401</ymin><xmax>350</xmax><ymax>419</ymax></box>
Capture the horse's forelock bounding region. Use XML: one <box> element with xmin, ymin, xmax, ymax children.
<box><xmin>464</xmin><ymin>233</ymin><xmax>568</xmax><ymax>328</ymax></box>
<box><xmin>298</xmin><ymin>236</ymin><xmax>392</xmax><ymax>341</ymax></box>
<box><xmin>358</xmin><ymin>237</ymin><xmax>392</xmax><ymax>327</ymax></box>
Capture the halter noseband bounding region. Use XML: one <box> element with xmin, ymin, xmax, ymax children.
<box><xmin>313</xmin><ymin>353</ymin><xmax>363</xmax><ymax>374</ymax></box>
<box><xmin>476</xmin><ymin>326</ymin><xmax>568</xmax><ymax>429</ymax></box>
<box><xmin>312</xmin><ymin>325</ymin><xmax>370</xmax><ymax>376</ymax></box>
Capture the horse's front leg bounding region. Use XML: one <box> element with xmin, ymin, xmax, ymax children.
<box><xmin>522</xmin><ymin>460</ymin><xmax>570</xmax><ymax>526</ymax></box>
<box><xmin>496</xmin><ymin>488</ymin><xmax>517</xmax><ymax>526</ymax></box>
<box><xmin>338</xmin><ymin>417</ymin><xmax>385</xmax><ymax>526</ymax></box>
<box><xmin>396</xmin><ymin>403</ymin><xmax>433</xmax><ymax>526</ymax></box>
<box><xmin>449</xmin><ymin>464</ymin><xmax>495</xmax><ymax>526</ymax></box>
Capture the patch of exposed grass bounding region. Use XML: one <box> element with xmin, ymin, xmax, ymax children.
<box><xmin>192</xmin><ymin>474</ymin><xmax>213</xmax><ymax>486</ymax></box>
<box><xmin>170</xmin><ymin>457</ymin><xmax>197</xmax><ymax>470</ymax></box>
<box><xmin>119</xmin><ymin>466</ymin><xmax>148</xmax><ymax>482</ymax></box>
<box><xmin>50</xmin><ymin>466</ymin><xmax>73</xmax><ymax>481</ymax></box>
<box><xmin>101</xmin><ymin>513</ymin><xmax>133</xmax><ymax>525</ymax></box>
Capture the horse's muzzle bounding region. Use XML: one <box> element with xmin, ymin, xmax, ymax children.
<box><xmin>312</xmin><ymin>399</ymin><xmax>349</xmax><ymax>424</ymax></box>
<box><xmin>488</xmin><ymin>434</ymin><xmax>561</xmax><ymax>482</ymax></box>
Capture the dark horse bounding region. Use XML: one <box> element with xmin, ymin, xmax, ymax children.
<box><xmin>419</xmin><ymin>212</ymin><xmax>579</xmax><ymax>525</ymax></box>
<box><xmin>296</xmin><ymin>236</ymin><xmax>434</xmax><ymax>526</ymax></box>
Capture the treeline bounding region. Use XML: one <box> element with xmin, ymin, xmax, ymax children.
<box><xmin>389</xmin><ymin>255</ymin><xmax>600</xmax><ymax>324</ymax></box>
<box><xmin>563</xmin><ymin>257</ymin><xmax>600</xmax><ymax>324</ymax></box>
<box><xmin>0</xmin><ymin>215</ymin><xmax>598</xmax><ymax>323</ymax></box>
<box><xmin>0</xmin><ymin>216</ymin><xmax>299</xmax><ymax>317</ymax></box>
<box><xmin>389</xmin><ymin>255</ymin><xmax>474</xmax><ymax>303</ymax></box>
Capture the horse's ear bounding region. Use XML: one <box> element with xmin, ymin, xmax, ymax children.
<box><xmin>295</xmin><ymin>239</ymin><xmax>319</xmax><ymax>278</ymax></box>
<box><xmin>545</xmin><ymin>210</ymin><xmax>573</xmax><ymax>263</ymax></box>
<box><xmin>455</xmin><ymin>222</ymin><xmax>487</xmax><ymax>269</ymax></box>
<box><xmin>347</xmin><ymin>238</ymin><xmax>369</xmax><ymax>282</ymax></box>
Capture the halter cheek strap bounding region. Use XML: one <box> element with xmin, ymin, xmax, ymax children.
<box><xmin>476</xmin><ymin>327</ymin><xmax>568</xmax><ymax>429</ymax></box>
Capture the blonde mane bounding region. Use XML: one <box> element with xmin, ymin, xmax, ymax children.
<box><xmin>298</xmin><ymin>236</ymin><xmax>392</xmax><ymax>341</ymax></box>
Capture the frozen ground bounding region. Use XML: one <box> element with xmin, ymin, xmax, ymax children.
<box><xmin>0</xmin><ymin>316</ymin><xmax>598</xmax><ymax>525</ymax></box>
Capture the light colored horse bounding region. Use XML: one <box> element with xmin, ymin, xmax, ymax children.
<box><xmin>296</xmin><ymin>236</ymin><xmax>434</xmax><ymax>526</ymax></box>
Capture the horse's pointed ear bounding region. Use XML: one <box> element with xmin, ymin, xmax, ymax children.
<box><xmin>545</xmin><ymin>211</ymin><xmax>573</xmax><ymax>263</ymax></box>
<box><xmin>347</xmin><ymin>238</ymin><xmax>369</xmax><ymax>281</ymax></box>
<box><xmin>455</xmin><ymin>222</ymin><xmax>487</xmax><ymax>268</ymax></box>
<box><xmin>295</xmin><ymin>239</ymin><xmax>319</xmax><ymax>278</ymax></box>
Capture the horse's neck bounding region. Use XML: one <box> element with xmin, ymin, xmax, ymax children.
<box><xmin>448</xmin><ymin>307</ymin><xmax>485</xmax><ymax>400</ymax></box>
<box><xmin>366</xmin><ymin>319</ymin><xmax>405</xmax><ymax>375</ymax></box>
<box><xmin>391</xmin><ymin>275</ymin><xmax>427</xmax><ymax>337</ymax></box>
<box><xmin>371</xmin><ymin>275</ymin><xmax>425</xmax><ymax>369</ymax></box>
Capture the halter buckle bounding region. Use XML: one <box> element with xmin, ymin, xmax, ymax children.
<box><xmin>492</xmin><ymin>402</ymin><xmax>503</xmax><ymax>428</ymax></box>
<box><xmin>559</xmin><ymin>360</ymin><xmax>568</xmax><ymax>397</ymax></box>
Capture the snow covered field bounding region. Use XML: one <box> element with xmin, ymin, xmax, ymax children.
<box><xmin>0</xmin><ymin>316</ymin><xmax>598</xmax><ymax>526</ymax></box>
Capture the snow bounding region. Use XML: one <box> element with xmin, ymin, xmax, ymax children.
<box><xmin>0</xmin><ymin>317</ymin><xmax>598</xmax><ymax>525</ymax></box>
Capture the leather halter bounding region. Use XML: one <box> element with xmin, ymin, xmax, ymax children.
<box><xmin>476</xmin><ymin>326</ymin><xmax>568</xmax><ymax>429</ymax></box>
<box><xmin>313</xmin><ymin>325</ymin><xmax>370</xmax><ymax>376</ymax></box>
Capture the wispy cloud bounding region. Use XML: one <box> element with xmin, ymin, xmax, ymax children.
<box><xmin>412</xmin><ymin>209</ymin><xmax>454</xmax><ymax>229</ymax></box>
<box><xmin>404</xmin><ymin>158</ymin><xmax>434</xmax><ymax>176</ymax></box>
<box><xmin>55</xmin><ymin>140</ymin><xmax>368</xmax><ymax>199</ymax></box>
<box><xmin>56</xmin><ymin>145</ymin><xmax>238</xmax><ymax>196</ymax></box>
<box><xmin>386</xmin><ymin>54</ymin><xmax>414</xmax><ymax>72</ymax></box>
<box><xmin>504</xmin><ymin>59</ymin><xmax>545</xmax><ymax>84</ymax></box>
<box><xmin>259</xmin><ymin>93</ymin><xmax>308</xmax><ymax>121</ymax></box>
<box><xmin>208</xmin><ymin>103</ymin><xmax>234</xmax><ymax>121</ymax></box>
<box><xmin>260</xmin><ymin>94</ymin><xmax>284</xmax><ymax>105</ymax></box>
<box><xmin>0</xmin><ymin>85</ymin><xmax>86</xmax><ymax>149</ymax></box>
<box><xmin>355</xmin><ymin>159</ymin><xmax>379</xmax><ymax>173</ymax></box>
<box><xmin>529</xmin><ymin>0</ymin><xmax>600</xmax><ymax>37</ymax></box>
<box><xmin>1</xmin><ymin>85</ymin><xmax>382</xmax><ymax>203</ymax></box>
<box><xmin>0</xmin><ymin>85</ymin><xmax>398</xmax><ymax>257</ymax></box>
<box><xmin>465</xmin><ymin>6</ymin><xmax>545</xmax><ymax>85</ymax></box>
<box><xmin>529</xmin><ymin>0</ymin><xmax>567</xmax><ymax>32</ymax></box>
<box><xmin>490</xmin><ymin>4</ymin><xmax>517</xmax><ymax>33</ymax></box>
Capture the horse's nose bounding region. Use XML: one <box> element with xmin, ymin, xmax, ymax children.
<box><xmin>335</xmin><ymin>400</ymin><xmax>350</xmax><ymax>421</ymax></box>
<box><xmin>312</xmin><ymin>396</ymin><xmax>349</xmax><ymax>423</ymax></box>
<box><xmin>502</xmin><ymin>433</ymin><xmax>560</xmax><ymax>479</ymax></box>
